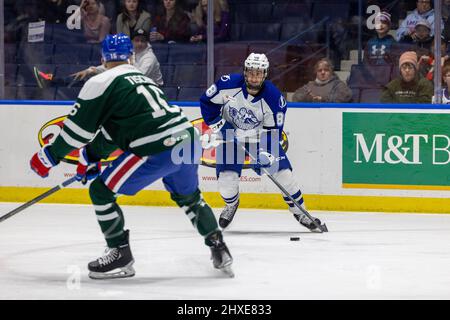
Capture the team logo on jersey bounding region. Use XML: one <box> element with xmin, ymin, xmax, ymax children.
<box><xmin>221</xmin><ymin>75</ymin><xmax>231</xmax><ymax>82</ymax></box>
<box><xmin>279</xmin><ymin>95</ymin><xmax>287</xmax><ymax>109</ymax></box>
<box><xmin>37</xmin><ymin>116</ymin><xmax>123</xmax><ymax>165</ymax></box>
<box><xmin>191</xmin><ymin>117</ymin><xmax>289</xmax><ymax>168</ymax></box>
<box><xmin>228</xmin><ymin>107</ymin><xmax>261</xmax><ymax>130</ymax></box>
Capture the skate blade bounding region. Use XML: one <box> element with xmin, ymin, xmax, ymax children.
<box><xmin>89</xmin><ymin>262</ymin><xmax>136</xmax><ymax>280</ymax></box>
<box><xmin>219</xmin><ymin>265</ymin><xmax>235</xmax><ymax>278</ymax></box>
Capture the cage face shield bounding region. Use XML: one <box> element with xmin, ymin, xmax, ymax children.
<box><xmin>244</xmin><ymin>53</ymin><xmax>269</xmax><ymax>91</ymax></box>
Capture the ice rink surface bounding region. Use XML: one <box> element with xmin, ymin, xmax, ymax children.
<box><xmin>1</xmin><ymin>202</ymin><xmax>450</xmax><ymax>300</ymax></box>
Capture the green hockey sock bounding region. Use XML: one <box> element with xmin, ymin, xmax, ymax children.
<box><xmin>171</xmin><ymin>189</ymin><xmax>219</xmax><ymax>245</ymax></box>
<box><xmin>89</xmin><ymin>178</ymin><xmax>126</xmax><ymax>248</ymax></box>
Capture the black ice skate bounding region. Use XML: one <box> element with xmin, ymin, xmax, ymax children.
<box><xmin>207</xmin><ymin>231</ymin><xmax>234</xmax><ymax>278</ymax></box>
<box><xmin>219</xmin><ymin>200</ymin><xmax>239</xmax><ymax>229</ymax></box>
<box><xmin>88</xmin><ymin>230</ymin><xmax>135</xmax><ymax>280</ymax></box>
<box><xmin>294</xmin><ymin>213</ymin><xmax>326</xmax><ymax>232</ymax></box>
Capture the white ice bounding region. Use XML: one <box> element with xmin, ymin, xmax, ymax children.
<box><xmin>1</xmin><ymin>202</ymin><xmax>450</xmax><ymax>300</ymax></box>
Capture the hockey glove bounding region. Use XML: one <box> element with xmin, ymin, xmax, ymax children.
<box><xmin>209</xmin><ymin>117</ymin><xmax>235</xmax><ymax>142</ymax></box>
<box><xmin>255</xmin><ymin>151</ymin><xmax>275</xmax><ymax>169</ymax></box>
<box><xmin>30</xmin><ymin>145</ymin><xmax>58</xmax><ymax>178</ymax></box>
<box><xmin>76</xmin><ymin>147</ymin><xmax>101</xmax><ymax>184</ymax></box>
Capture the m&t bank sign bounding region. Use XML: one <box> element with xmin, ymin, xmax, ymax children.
<box><xmin>343</xmin><ymin>112</ymin><xmax>450</xmax><ymax>189</ymax></box>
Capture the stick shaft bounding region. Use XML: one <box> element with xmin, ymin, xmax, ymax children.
<box><xmin>240</xmin><ymin>144</ymin><xmax>325</xmax><ymax>233</ymax></box>
<box><xmin>0</xmin><ymin>176</ymin><xmax>77</xmax><ymax>223</ymax></box>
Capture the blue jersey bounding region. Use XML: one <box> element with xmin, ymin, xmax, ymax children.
<box><xmin>200</xmin><ymin>74</ymin><xmax>287</xmax><ymax>133</ymax></box>
<box><xmin>200</xmin><ymin>73</ymin><xmax>291</xmax><ymax>176</ymax></box>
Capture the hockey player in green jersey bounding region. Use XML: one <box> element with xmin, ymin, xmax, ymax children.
<box><xmin>30</xmin><ymin>33</ymin><xmax>233</xmax><ymax>279</ymax></box>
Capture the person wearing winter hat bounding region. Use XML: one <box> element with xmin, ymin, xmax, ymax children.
<box><xmin>381</xmin><ymin>51</ymin><xmax>434</xmax><ymax>103</ymax></box>
<box><xmin>364</xmin><ymin>11</ymin><xmax>397</xmax><ymax>65</ymax></box>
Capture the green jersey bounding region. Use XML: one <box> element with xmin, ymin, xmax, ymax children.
<box><xmin>50</xmin><ymin>64</ymin><xmax>196</xmax><ymax>161</ymax></box>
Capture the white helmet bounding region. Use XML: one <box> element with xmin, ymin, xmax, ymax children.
<box><xmin>244</xmin><ymin>53</ymin><xmax>269</xmax><ymax>91</ymax></box>
<box><xmin>244</xmin><ymin>53</ymin><xmax>269</xmax><ymax>73</ymax></box>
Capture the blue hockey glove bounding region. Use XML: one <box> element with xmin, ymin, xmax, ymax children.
<box><xmin>76</xmin><ymin>147</ymin><xmax>101</xmax><ymax>185</ymax></box>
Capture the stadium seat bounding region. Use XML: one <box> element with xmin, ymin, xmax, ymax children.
<box><xmin>17</xmin><ymin>64</ymin><xmax>56</xmax><ymax>87</ymax></box>
<box><xmin>52</xmin><ymin>24</ymin><xmax>86</xmax><ymax>44</ymax></box>
<box><xmin>17</xmin><ymin>43</ymin><xmax>54</xmax><ymax>64</ymax></box>
<box><xmin>312</xmin><ymin>1</ymin><xmax>350</xmax><ymax>22</ymax></box>
<box><xmin>168</xmin><ymin>43</ymin><xmax>206</xmax><ymax>65</ymax></box>
<box><xmin>215</xmin><ymin>65</ymin><xmax>242</xmax><ymax>81</ymax></box>
<box><xmin>214</xmin><ymin>42</ymin><xmax>248</xmax><ymax>66</ymax></box>
<box><xmin>16</xmin><ymin>86</ymin><xmax>56</xmax><ymax>100</ymax></box>
<box><xmin>90</xmin><ymin>44</ymin><xmax>103</xmax><ymax>65</ymax></box>
<box><xmin>161</xmin><ymin>86</ymin><xmax>178</xmax><ymax>101</ymax></box>
<box><xmin>233</xmin><ymin>3</ymin><xmax>274</xmax><ymax>23</ymax></box>
<box><xmin>177</xmin><ymin>87</ymin><xmax>206</xmax><ymax>101</ymax></box>
<box><xmin>360</xmin><ymin>88</ymin><xmax>382</xmax><ymax>103</ymax></box>
<box><xmin>272</xmin><ymin>3</ymin><xmax>312</xmax><ymax>22</ymax></box>
<box><xmin>351</xmin><ymin>88</ymin><xmax>361</xmax><ymax>103</ymax></box>
<box><xmin>347</xmin><ymin>64</ymin><xmax>393</xmax><ymax>89</ymax></box>
<box><xmin>55</xmin><ymin>87</ymin><xmax>82</xmax><ymax>101</ymax></box>
<box><xmin>4</xmin><ymin>44</ymin><xmax>17</xmax><ymax>63</ymax></box>
<box><xmin>4</xmin><ymin>64</ymin><xmax>17</xmax><ymax>86</ymax></box>
<box><xmin>3</xmin><ymin>86</ymin><xmax>17</xmax><ymax>100</ymax></box>
<box><xmin>280</xmin><ymin>22</ymin><xmax>318</xmax><ymax>44</ymax></box>
<box><xmin>247</xmin><ymin>42</ymin><xmax>287</xmax><ymax>67</ymax></box>
<box><xmin>151</xmin><ymin>43</ymin><xmax>169</xmax><ymax>64</ymax></box>
<box><xmin>53</xmin><ymin>44</ymin><xmax>92</xmax><ymax>64</ymax></box>
<box><xmin>230</xmin><ymin>23</ymin><xmax>241</xmax><ymax>42</ymax></box>
<box><xmin>239</xmin><ymin>23</ymin><xmax>281</xmax><ymax>41</ymax></box>
<box><xmin>160</xmin><ymin>64</ymin><xmax>175</xmax><ymax>87</ymax></box>
<box><xmin>172</xmin><ymin>65</ymin><xmax>207</xmax><ymax>87</ymax></box>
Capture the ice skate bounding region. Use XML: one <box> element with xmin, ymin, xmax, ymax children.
<box><xmin>207</xmin><ymin>231</ymin><xmax>234</xmax><ymax>278</ymax></box>
<box><xmin>219</xmin><ymin>200</ymin><xmax>239</xmax><ymax>229</ymax></box>
<box><xmin>294</xmin><ymin>213</ymin><xmax>326</xmax><ymax>232</ymax></box>
<box><xmin>88</xmin><ymin>230</ymin><xmax>135</xmax><ymax>280</ymax></box>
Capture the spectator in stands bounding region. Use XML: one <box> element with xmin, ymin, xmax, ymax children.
<box><xmin>396</xmin><ymin>0</ymin><xmax>443</xmax><ymax>42</ymax></box>
<box><xmin>150</xmin><ymin>0</ymin><xmax>191</xmax><ymax>43</ymax></box>
<box><xmin>432</xmin><ymin>64</ymin><xmax>450</xmax><ymax>104</ymax></box>
<box><xmin>116</xmin><ymin>0</ymin><xmax>152</xmax><ymax>37</ymax></box>
<box><xmin>444</xmin><ymin>0</ymin><xmax>450</xmax><ymax>44</ymax></box>
<box><xmin>40</xmin><ymin>0</ymin><xmax>69</xmax><ymax>24</ymax></box>
<box><xmin>292</xmin><ymin>58</ymin><xmax>352</xmax><ymax>103</ymax></box>
<box><xmin>67</xmin><ymin>0</ymin><xmax>111</xmax><ymax>43</ymax></box>
<box><xmin>4</xmin><ymin>0</ymin><xmax>40</xmax><ymax>43</ymax></box>
<box><xmin>381</xmin><ymin>51</ymin><xmax>433</xmax><ymax>103</ymax></box>
<box><xmin>189</xmin><ymin>0</ymin><xmax>230</xmax><ymax>43</ymax></box>
<box><xmin>418</xmin><ymin>37</ymin><xmax>450</xmax><ymax>81</ymax></box>
<box><xmin>364</xmin><ymin>11</ymin><xmax>396</xmax><ymax>65</ymax></box>
<box><xmin>34</xmin><ymin>30</ymin><xmax>164</xmax><ymax>87</ymax></box>
<box><xmin>400</xmin><ymin>20</ymin><xmax>433</xmax><ymax>54</ymax></box>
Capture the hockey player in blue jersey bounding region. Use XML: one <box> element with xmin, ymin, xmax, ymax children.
<box><xmin>200</xmin><ymin>53</ymin><xmax>323</xmax><ymax>231</ymax></box>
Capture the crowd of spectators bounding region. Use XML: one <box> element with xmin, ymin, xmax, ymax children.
<box><xmin>4</xmin><ymin>0</ymin><xmax>450</xmax><ymax>104</ymax></box>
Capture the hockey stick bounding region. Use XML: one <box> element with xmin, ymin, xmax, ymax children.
<box><xmin>0</xmin><ymin>176</ymin><xmax>77</xmax><ymax>223</ymax></box>
<box><xmin>238</xmin><ymin>143</ymin><xmax>328</xmax><ymax>233</ymax></box>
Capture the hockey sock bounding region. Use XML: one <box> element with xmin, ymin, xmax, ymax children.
<box><xmin>170</xmin><ymin>189</ymin><xmax>219</xmax><ymax>246</ymax></box>
<box><xmin>89</xmin><ymin>178</ymin><xmax>126</xmax><ymax>248</ymax></box>
<box><xmin>218</xmin><ymin>171</ymin><xmax>239</xmax><ymax>206</ymax></box>
<box><xmin>272</xmin><ymin>169</ymin><xmax>306</xmax><ymax>215</ymax></box>
<box><xmin>284</xmin><ymin>190</ymin><xmax>306</xmax><ymax>215</ymax></box>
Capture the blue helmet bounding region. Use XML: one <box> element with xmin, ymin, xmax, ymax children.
<box><xmin>101</xmin><ymin>33</ymin><xmax>133</xmax><ymax>62</ymax></box>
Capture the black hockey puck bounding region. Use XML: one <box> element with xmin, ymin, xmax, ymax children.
<box><xmin>290</xmin><ymin>237</ymin><xmax>300</xmax><ymax>241</ymax></box>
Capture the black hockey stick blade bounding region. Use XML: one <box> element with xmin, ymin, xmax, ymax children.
<box><xmin>0</xmin><ymin>176</ymin><xmax>77</xmax><ymax>224</ymax></box>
